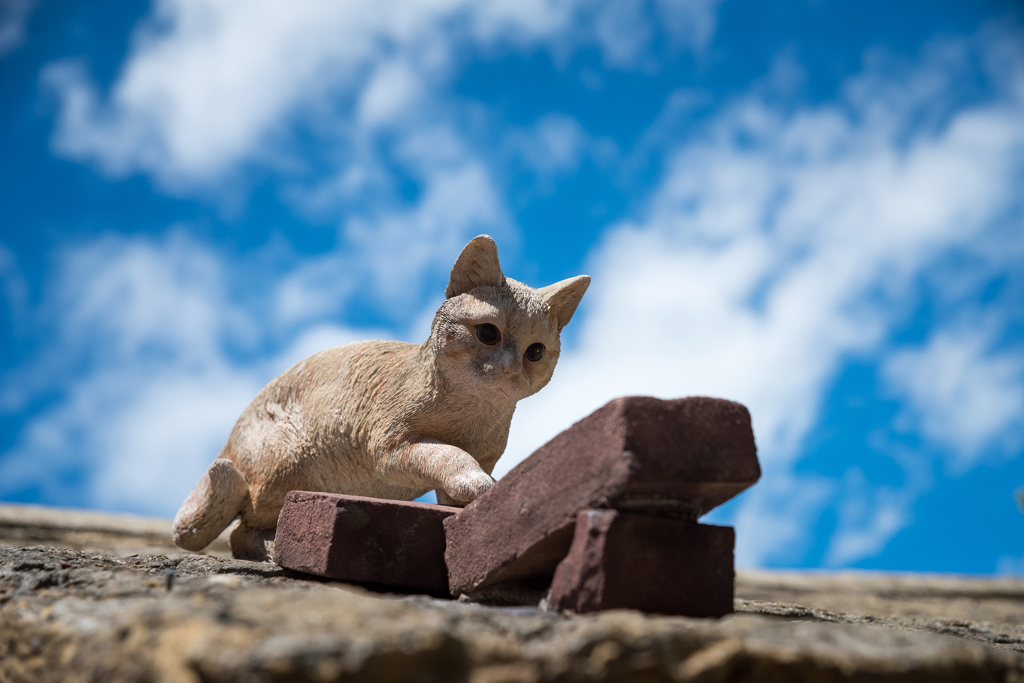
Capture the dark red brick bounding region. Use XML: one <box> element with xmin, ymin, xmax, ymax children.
<box><xmin>444</xmin><ymin>396</ymin><xmax>758</xmax><ymax>595</ymax></box>
<box><xmin>548</xmin><ymin>509</ymin><xmax>734</xmax><ymax>617</ymax></box>
<box><xmin>274</xmin><ymin>491</ymin><xmax>460</xmax><ymax>591</ymax></box>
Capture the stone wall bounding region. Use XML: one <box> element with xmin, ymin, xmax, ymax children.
<box><xmin>1</xmin><ymin>503</ymin><xmax>1022</xmax><ymax>682</ymax></box>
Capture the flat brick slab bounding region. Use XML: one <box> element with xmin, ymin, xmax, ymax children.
<box><xmin>275</xmin><ymin>491</ymin><xmax>460</xmax><ymax>591</ymax></box>
<box><xmin>548</xmin><ymin>509</ymin><xmax>735</xmax><ymax>617</ymax></box>
<box><xmin>444</xmin><ymin>396</ymin><xmax>758</xmax><ymax>595</ymax></box>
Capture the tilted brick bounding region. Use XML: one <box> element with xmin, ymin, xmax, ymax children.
<box><xmin>444</xmin><ymin>396</ymin><xmax>758</xmax><ymax>595</ymax></box>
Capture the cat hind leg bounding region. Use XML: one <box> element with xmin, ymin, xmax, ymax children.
<box><xmin>228</xmin><ymin>520</ymin><xmax>276</xmax><ymax>562</ymax></box>
<box><xmin>172</xmin><ymin>458</ymin><xmax>250</xmax><ymax>552</ymax></box>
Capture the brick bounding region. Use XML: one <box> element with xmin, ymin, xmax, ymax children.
<box><xmin>444</xmin><ymin>396</ymin><xmax>758</xmax><ymax>595</ymax></box>
<box><xmin>547</xmin><ymin>509</ymin><xmax>734</xmax><ymax>617</ymax></box>
<box><xmin>274</xmin><ymin>491</ymin><xmax>460</xmax><ymax>591</ymax></box>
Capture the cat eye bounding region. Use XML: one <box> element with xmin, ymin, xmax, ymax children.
<box><xmin>475</xmin><ymin>323</ymin><xmax>501</xmax><ymax>345</ymax></box>
<box><xmin>524</xmin><ymin>343</ymin><xmax>545</xmax><ymax>362</ymax></box>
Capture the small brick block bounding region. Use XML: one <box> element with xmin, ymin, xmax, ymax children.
<box><xmin>444</xmin><ymin>396</ymin><xmax>758</xmax><ymax>595</ymax></box>
<box><xmin>275</xmin><ymin>491</ymin><xmax>460</xmax><ymax>591</ymax></box>
<box><xmin>548</xmin><ymin>509</ymin><xmax>735</xmax><ymax>617</ymax></box>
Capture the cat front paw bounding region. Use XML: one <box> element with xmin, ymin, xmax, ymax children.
<box><xmin>444</xmin><ymin>470</ymin><xmax>496</xmax><ymax>504</ymax></box>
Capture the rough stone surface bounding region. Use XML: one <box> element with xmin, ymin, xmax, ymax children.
<box><xmin>275</xmin><ymin>491</ymin><xmax>460</xmax><ymax>591</ymax></box>
<box><xmin>445</xmin><ymin>396</ymin><xmax>759</xmax><ymax>594</ymax></box>
<box><xmin>2</xmin><ymin>544</ymin><xmax>1023</xmax><ymax>683</ymax></box>
<box><xmin>735</xmin><ymin>571</ymin><xmax>1024</xmax><ymax>650</ymax></box>
<box><xmin>548</xmin><ymin>510</ymin><xmax>734</xmax><ymax>618</ymax></box>
<box><xmin>0</xmin><ymin>502</ymin><xmax>231</xmax><ymax>558</ymax></box>
<box><xmin>1</xmin><ymin>505</ymin><xmax>1024</xmax><ymax>682</ymax></box>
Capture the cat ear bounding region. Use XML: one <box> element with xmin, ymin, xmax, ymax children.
<box><xmin>446</xmin><ymin>235</ymin><xmax>506</xmax><ymax>298</ymax></box>
<box><xmin>539</xmin><ymin>275</ymin><xmax>591</xmax><ymax>331</ymax></box>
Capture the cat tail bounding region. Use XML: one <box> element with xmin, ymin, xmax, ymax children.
<box><xmin>172</xmin><ymin>458</ymin><xmax>250</xmax><ymax>552</ymax></box>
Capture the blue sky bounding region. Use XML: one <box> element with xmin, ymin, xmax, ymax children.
<box><xmin>1</xmin><ymin>0</ymin><xmax>1023</xmax><ymax>573</ymax></box>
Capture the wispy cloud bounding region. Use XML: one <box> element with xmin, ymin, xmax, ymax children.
<box><xmin>507</xmin><ymin>114</ymin><xmax>591</xmax><ymax>178</ymax></box>
<box><xmin>0</xmin><ymin>232</ymin><xmax>379</xmax><ymax>514</ymax></box>
<box><xmin>38</xmin><ymin>0</ymin><xmax>724</xmax><ymax>324</ymax></box>
<box><xmin>885</xmin><ymin>328</ymin><xmax>1024</xmax><ymax>471</ymax></box>
<box><xmin>42</xmin><ymin>0</ymin><xmax>721</xmax><ymax>188</ymax></box>
<box><xmin>0</xmin><ymin>0</ymin><xmax>35</xmax><ymax>56</ymax></box>
<box><xmin>0</xmin><ymin>244</ymin><xmax>28</xmax><ymax>345</ymax></box>
<box><xmin>499</xmin><ymin>26</ymin><xmax>1024</xmax><ymax>566</ymax></box>
<box><xmin>1</xmin><ymin>233</ymin><xmax>253</xmax><ymax>510</ymax></box>
<box><xmin>44</xmin><ymin>1</ymin><xmax>548</xmax><ymax>186</ymax></box>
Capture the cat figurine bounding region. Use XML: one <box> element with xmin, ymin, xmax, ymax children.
<box><xmin>172</xmin><ymin>235</ymin><xmax>590</xmax><ymax>560</ymax></box>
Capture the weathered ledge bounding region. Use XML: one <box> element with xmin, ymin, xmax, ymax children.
<box><xmin>1</xmin><ymin>503</ymin><xmax>1022</xmax><ymax>682</ymax></box>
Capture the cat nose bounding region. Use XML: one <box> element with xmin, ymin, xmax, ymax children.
<box><xmin>500</xmin><ymin>351</ymin><xmax>521</xmax><ymax>376</ymax></box>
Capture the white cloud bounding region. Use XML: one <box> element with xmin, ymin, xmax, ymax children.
<box><xmin>583</xmin><ymin>0</ymin><xmax>724</xmax><ymax>68</ymax></box>
<box><xmin>0</xmin><ymin>233</ymin><xmax>252</xmax><ymax>511</ymax></box>
<box><xmin>52</xmin><ymin>232</ymin><xmax>236</xmax><ymax>363</ymax></box>
<box><xmin>499</xmin><ymin>30</ymin><xmax>1024</xmax><ymax>566</ymax></box>
<box><xmin>885</xmin><ymin>329</ymin><xmax>1024</xmax><ymax>470</ymax></box>
<box><xmin>654</xmin><ymin>0</ymin><xmax>722</xmax><ymax>54</ymax></box>
<box><xmin>0</xmin><ymin>243</ymin><xmax>27</xmax><ymax>339</ymax></box>
<box><xmin>96</xmin><ymin>371</ymin><xmax>258</xmax><ymax>515</ymax></box>
<box><xmin>823</xmin><ymin>467</ymin><xmax>922</xmax><ymax>567</ymax></box>
<box><xmin>1</xmin><ymin>232</ymin><xmax>238</xmax><ymax>413</ymax></box>
<box><xmin>42</xmin><ymin>1</ymin><xmax>508</xmax><ymax>184</ymax></box>
<box><xmin>0</xmin><ymin>232</ymin><xmax>382</xmax><ymax>515</ymax></box>
<box><xmin>82</xmin><ymin>319</ymin><xmax>387</xmax><ymax>515</ymax></box>
<box><xmin>347</xmin><ymin>164</ymin><xmax>507</xmax><ymax>302</ymax></box>
<box><xmin>508</xmin><ymin>114</ymin><xmax>591</xmax><ymax>177</ymax></box>
<box><xmin>273</xmin><ymin>122</ymin><xmax>512</xmax><ymax>327</ymax></box>
<box><xmin>0</xmin><ymin>0</ymin><xmax>35</xmax><ymax>56</ymax></box>
<box><xmin>45</xmin><ymin>1</ymin><xmax>610</xmax><ymax>326</ymax></box>
<box><xmin>37</xmin><ymin>0</ymin><xmax>724</xmax><ymax>353</ymax></box>
<box><xmin>2</xmin><ymin>364</ymin><xmax>262</xmax><ymax>516</ymax></box>
<box><xmin>273</xmin><ymin>252</ymin><xmax>357</xmax><ymax>328</ymax></box>
<box><xmin>356</xmin><ymin>58</ymin><xmax>425</xmax><ymax>130</ymax></box>
<box><xmin>42</xmin><ymin>0</ymin><xmax>723</xmax><ymax>190</ymax></box>
<box><xmin>592</xmin><ymin>1</ymin><xmax>652</xmax><ymax>68</ymax></box>
<box><xmin>730</xmin><ymin>473</ymin><xmax>835</xmax><ymax>568</ymax></box>
<box><xmin>826</xmin><ymin>494</ymin><xmax>909</xmax><ymax>567</ymax></box>
<box><xmin>38</xmin><ymin>1</ymin><xmax>575</xmax><ymax>185</ymax></box>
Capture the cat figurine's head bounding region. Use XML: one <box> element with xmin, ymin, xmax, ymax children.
<box><xmin>429</xmin><ymin>235</ymin><xmax>589</xmax><ymax>402</ymax></box>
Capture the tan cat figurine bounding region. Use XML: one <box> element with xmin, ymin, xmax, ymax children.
<box><xmin>172</xmin><ymin>235</ymin><xmax>589</xmax><ymax>560</ymax></box>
